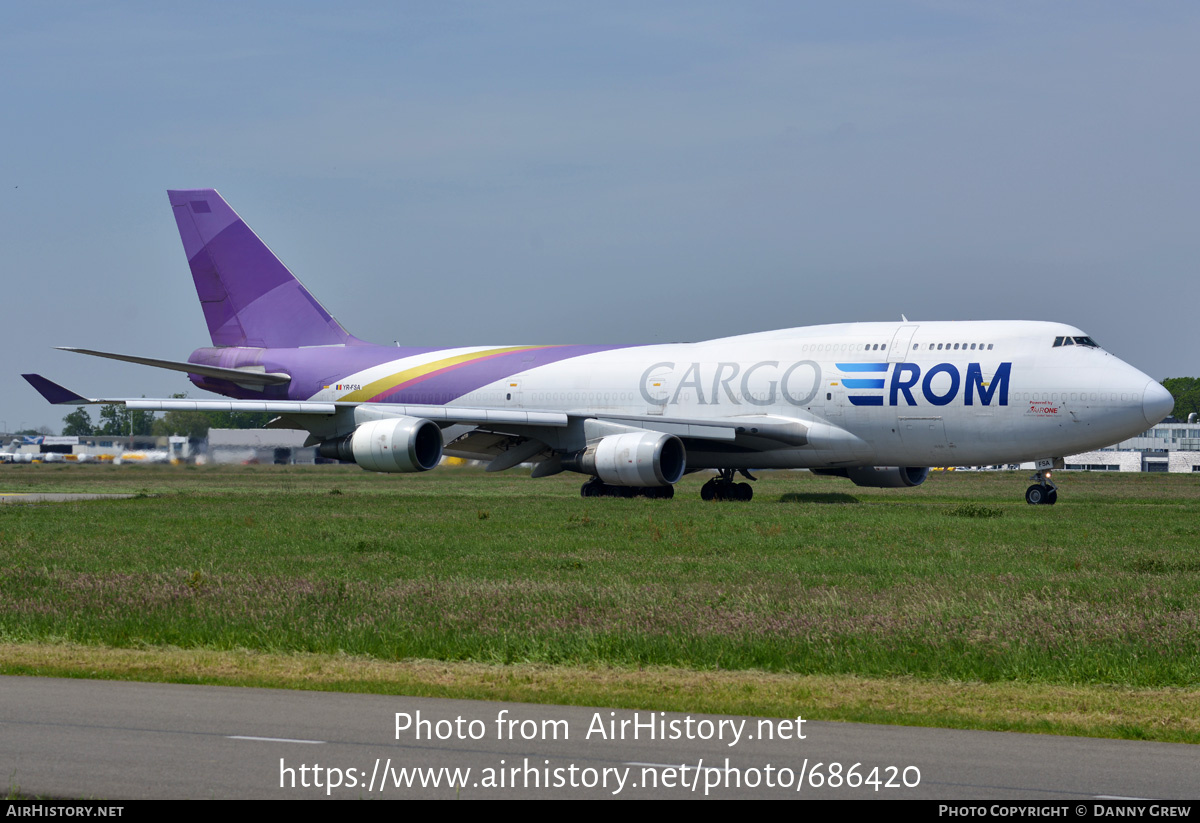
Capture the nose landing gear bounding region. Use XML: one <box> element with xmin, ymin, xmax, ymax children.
<box><xmin>1025</xmin><ymin>469</ymin><xmax>1058</xmax><ymax>505</ymax></box>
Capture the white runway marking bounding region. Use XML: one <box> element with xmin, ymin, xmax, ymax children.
<box><xmin>227</xmin><ymin>735</ymin><xmax>325</xmax><ymax>744</ymax></box>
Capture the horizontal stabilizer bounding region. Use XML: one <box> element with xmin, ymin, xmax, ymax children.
<box><xmin>22</xmin><ymin>374</ymin><xmax>89</xmax><ymax>405</ymax></box>
<box><xmin>58</xmin><ymin>347</ymin><xmax>291</xmax><ymax>386</ymax></box>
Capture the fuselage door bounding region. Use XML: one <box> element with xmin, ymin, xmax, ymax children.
<box><xmin>643</xmin><ymin>366</ymin><xmax>671</xmax><ymax>415</ymax></box>
<box><xmin>888</xmin><ymin>325</ymin><xmax>919</xmax><ymax>363</ymax></box>
<box><xmin>505</xmin><ymin>379</ymin><xmax>521</xmax><ymax>407</ymax></box>
<box><xmin>824</xmin><ymin>379</ymin><xmax>845</xmax><ymax>419</ymax></box>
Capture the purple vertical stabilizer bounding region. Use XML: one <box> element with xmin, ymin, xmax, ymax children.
<box><xmin>168</xmin><ymin>189</ymin><xmax>359</xmax><ymax>348</ymax></box>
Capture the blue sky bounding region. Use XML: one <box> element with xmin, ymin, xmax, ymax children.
<box><xmin>3</xmin><ymin>2</ymin><xmax>1198</xmax><ymax>432</ymax></box>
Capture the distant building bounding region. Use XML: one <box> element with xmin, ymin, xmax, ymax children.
<box><xmin>1065</xmin><ymin>416</ymin><xmax>1200</xmax><ymax>473</ymax></box>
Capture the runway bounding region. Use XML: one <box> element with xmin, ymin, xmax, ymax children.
<box><xmin>1</xmin><ymin>676</ymin><xmax>1195</xmax><ymax>799</ymax></box>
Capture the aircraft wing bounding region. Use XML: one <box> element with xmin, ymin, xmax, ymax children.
<box><xmin>23</xmin><ymin>374</ymin><xmax>808</xmax><ymax>442</ymax></box>
<box><xmin>22</xmin><ymin>374</ymin><xmax>568</xmax><ymax>427</ymax></box>
<box><xmin>23</xmin><ymin>374</ymin><xmax>819</xmax><ymax>477</ymax></box>
<box><xmin>22</xmin><ymin>374</ymin><xmax>334</xmax><ymax>414</ymax></box>
<box><xmin>585</xmin><ymin>411</ymin><xmax>809</xmax><ymax>446</ymax></box>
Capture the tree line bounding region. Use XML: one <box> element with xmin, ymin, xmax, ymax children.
<box><xmin>1162</xmin><ymin>377</ymin><xmax>1199</xmax><ymax>420</ymax></box>
<box><xmin>60</xmin><ymin>400</ymin><xmax>273</xmax><ymax>439</ymax></box>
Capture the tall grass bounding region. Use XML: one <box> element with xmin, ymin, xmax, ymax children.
<box><xmin>2</xmin><ymin>465</ymin><xmax>1198</xmax><ymax>687</ymax></box>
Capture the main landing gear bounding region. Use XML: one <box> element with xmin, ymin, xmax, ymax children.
<box><xmin>580</xmin><ymin>477</ymin><xmax>675</xmax><ymax>499</ymax></box>
<box><xmin>1025</xmin><ymin>469</ymin><xmax>1058</xmax><ymax>506</ymax></box>
<box><xmin>700</xmin><ymin>469</ymin><xmax>756</xmax><ymax>502</ymax></box>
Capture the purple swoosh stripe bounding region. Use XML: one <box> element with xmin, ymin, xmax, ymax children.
<box><xmin>188</xmin><ymin>344</ymin><xmax>447</xmax><ymax>400</ymax></box>
<box><xmin>187</xmin><ymin>344</ymin><xmax>639</xmax><ymax>404</ymax></box>
<box><xmin>371</xmin><ymin>344</ymin><xmax>636</xmax><ymax>405</ymax></box>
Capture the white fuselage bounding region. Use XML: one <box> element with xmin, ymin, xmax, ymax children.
<box><xmin>310</xmin><ymin>320</ymin><xmax>1169</xmax><ymax>470</ymax></box>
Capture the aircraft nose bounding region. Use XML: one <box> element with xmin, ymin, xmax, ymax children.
<box><xmin>1143</xmin><ymin>380</ymin><xmax>1174</xmax><ymax>427</ymax></box>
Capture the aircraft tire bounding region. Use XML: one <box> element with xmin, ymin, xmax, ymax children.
<box><xmin>701</xmin><ymin>480</ymin><xmax>717</xmax><ymax>501</ymax></box>
<box><xmin>1025</xmin><ymin>484</ymin><xmax>1045</xmax><ymax>505</ymax></box>
<box><xmin>1045</xmin><ymin>489</ymin><xmax>1058</xmax><ymax>506</ymax></box>
<box><xmin>736</xmin><ymin>482</ymin><xmax>753</xmax><ymax>501</ymax></box>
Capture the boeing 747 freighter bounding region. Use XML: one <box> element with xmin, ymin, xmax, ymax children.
<box><xmin>24</xmin><ymin>190</ymin><xmax>1174</xmax><ymax>504</ymax></box>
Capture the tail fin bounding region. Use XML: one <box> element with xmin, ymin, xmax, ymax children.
<box><xmin>168</xmin><ymin>189</ymin><xmax>358</xmax><ymax>348</ymax></box>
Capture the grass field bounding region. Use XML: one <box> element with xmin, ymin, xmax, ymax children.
<box><xmin>2</xmin><ymin>463</ymin><xmax>1198</xmax><ymax>742</ymax></box>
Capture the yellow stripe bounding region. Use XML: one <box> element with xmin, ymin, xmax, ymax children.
<box><xmin>340</xmin><ymin>346</ymin><xmax>543</xmax><ymax>402</ymax></box>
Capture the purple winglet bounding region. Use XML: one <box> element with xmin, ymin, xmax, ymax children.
<box><xmin>22</xmin><ymin>374</ymin><xmax>89</xmax><ymax>405</ymax></box>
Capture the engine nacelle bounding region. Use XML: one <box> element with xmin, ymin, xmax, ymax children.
<box><xmin>564</xmin><ymin>431</ymin><xmax>686</xmax><ymax>487</ymax></box>
<box><xmin>813</xmin><ymin>466</ymin><xmax>930</xmax><ymax>488</ymax></box>
<box><xmin>319</xmin><ymin>417</ymin><xmax>443</xmax><ymax>473</ymax></box>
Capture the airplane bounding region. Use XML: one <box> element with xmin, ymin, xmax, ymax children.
<box><xmin>23</xmin><ymin>189</ymin><xmax>1174</xmax><ymax>504</ymax></box>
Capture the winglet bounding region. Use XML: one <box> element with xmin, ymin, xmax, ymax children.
<box><xmin>22</xmin><ymin>374</ymin><xmax>90</xmax><ymax>405</ymax></box>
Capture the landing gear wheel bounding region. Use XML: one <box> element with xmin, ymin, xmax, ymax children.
<box><xmin>1025</xmin><ymin>467</ymin><xmax>1059</xmax><ymax>505</ymax></box>
<box><xmin>701</xmin><ymin>470</ymin><xmax>755</xmax><ymax>501</ymax></box>
<box><xmin>583</xmin><ymin>478</ymin><xmax>675</xmax><ymax>499</ymax></box>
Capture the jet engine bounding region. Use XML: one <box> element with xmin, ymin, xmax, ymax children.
<box><xmin>812</xmin><ymin>466</ymin><xmax>930</xmax><ymax>488</ymax></box>
<box><xmin>319</xmin><ymin>417</ymin><xmax>443</xmax><ymax>472</ymax></box>
<box><xmin>564</xmin><ymin>431</ymin><xmax>686</xmax><ymax>487</ymax></box>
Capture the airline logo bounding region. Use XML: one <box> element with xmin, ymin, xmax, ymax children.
<box><xmin>837</xmin><ymin>362</ymin><xmax>1012</xmax><ymax>407</ymax></box>
<box><xmin>637</xmin><ymin>360</ymin><xmax>1011</xmax><ymax>408</ymax></box>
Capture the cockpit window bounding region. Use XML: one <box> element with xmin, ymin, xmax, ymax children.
<box><xmin>1053</xmin><ymin>335</ymin><xmax>1100</xmax><ymax>348</ymax></box>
